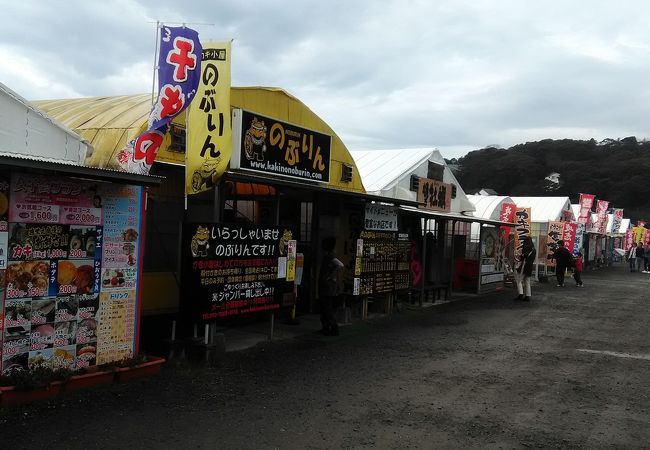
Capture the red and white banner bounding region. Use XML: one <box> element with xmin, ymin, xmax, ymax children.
<box><xmin>611</xmin><ymin>209</ymin><xmax>624</xmax><ymax>234</ymax></box>
<box><xmin>562</xmin><ymin>221</ymin><xmax>578</xmax><ymax>254</ymax></box>
<box><xmin>577</xmin><ymin>194</ymin><xmax>595</xmax><ymax>225</ymax></box>
<box><xmin>595</xmin><ymin>200</ymin><xmax>609</xmax><ymax>235</ymax></box>
<box><xmin>625</xmin><ymin>229</ymin><xmax>634</xmax><ymax>249</ymax></box>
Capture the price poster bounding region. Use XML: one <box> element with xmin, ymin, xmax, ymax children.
<box><xmin>354</xmin><ymin>231</ymin><xmax>410</xmax><ymax>295</ymax></box>
<box><xmin>182</xmin><ymin>223</ymin><xmax>294</xmax><ymax>321</ymax></box>
<box><xmin>0</xmin><ymin>173</ymin><xmax>144</xmax><ymax>374</ymax></box>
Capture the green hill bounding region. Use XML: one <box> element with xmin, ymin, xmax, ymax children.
<box><xmin>452</xmin><ymin>137</ymin><xmax>649</xmax><ymax>222</ymax></box>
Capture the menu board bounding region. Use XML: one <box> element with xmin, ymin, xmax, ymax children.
<box><xmin>182</xmin><ymin>223</ymin><xmax>294</xmax><ymax>321</ymax></box>
<box><xmin>0</xmin><ymin>173</ymin><xmax>144</xmax><ymax>374</ymax></box>
<box><xmin>353</xmin><ymin>231</ymin><xmax>411</xmax><ymax>296</ymax></box>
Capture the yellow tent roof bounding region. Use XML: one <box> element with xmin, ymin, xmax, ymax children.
<box><xmin>35</xmin><ymin>87</ymin><xmax>364</xmax><ymax>193</ymax></box>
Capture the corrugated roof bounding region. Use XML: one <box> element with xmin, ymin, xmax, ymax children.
<box><xmin>510</xmin><ymin>197</ymin><xmax>572</xmax><ymax>222</ymax></box>
<box><xmin>35</xmin><ymin>88</ymin><xmax>365</xmax><ymax>193</ymax></box>
<box><xmin>351</xmin><ymin>148</ymin><xmax>433</xmax><ymax>192</ymax></box>
<box><xmin>467</xmin><ymin>195</ymin><xmax>513</xmax><ymax>220</ymax></box>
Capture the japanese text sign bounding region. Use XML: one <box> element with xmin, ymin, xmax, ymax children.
<box><xmin>231</xmin><ymin>109</ymin><xmax>332</xmax><ymax>183</ymax></box>
<box><xmin>416</xmin><ymin>178</ymin><xmax>451</xmax><ymax>212</ymax></box>
<box><xmin>186</xmin><ymin>42</ymin><xmax>232</xmax><ymax>194</ymax></box>
<box><xmin>364</xmin><ymin>203</ymin><xmax>398</xmax><ymax>231</ymax></box>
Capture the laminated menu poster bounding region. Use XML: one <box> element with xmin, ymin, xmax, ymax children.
<box><xmin>96</xmin><ymin>290</ymin><xmax>136</xmax><ymax>365</ymax></box>
<box><xmin>353</xmin><ymin>231</ymin><xmax>411</xmax><ymax>296</ymax></box>
<box><xmin>183</xmin><ymin>223</ymin><xmax>294</xmax><ymax>321</ymax></box>
<box><xmin>0</xmin><ymin>173</ymin><xmax>144</xmax><ymax>373</ymax></box>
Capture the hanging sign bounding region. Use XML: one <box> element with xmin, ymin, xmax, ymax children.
<box><xmin>545</xmin><ymin>221</ymin><xmax>563</xmax><ymax>267</ymax></box>
<box><xmin>186</xmin><ymin>42</ymin><xmax>232</xmax><ymax>194</ymax></box>
<box><xmin>231</xmin><ymin>109</ymin><xmax>332</xmax><ymax>183</ymax></box>
<box><xmin>416</xmin><ymin>178</ymin><xmax>451</xmax><ymax>212</ymax></box>
<box><xmin>364</xmin><ymin>204</ymin><xmax>398</xmax><ymax>231</ymax></box>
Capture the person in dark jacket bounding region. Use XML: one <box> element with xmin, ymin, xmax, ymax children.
<box><xmin>635</xmin><ymin>242</ymin><xmax>645</xmax><ymax>272</ymax></box>
<box><xmin>515</xmin><ymin>236</ymin><xmax>536</xmax><ymax>301</ymax></box>
<box><xmin>318</xmin><ymin>237</ymin><xmax>344</xmax><ymax>336</ymax></box>
<box><xmin>552</xmin><ymin>240</ymin><xmax>573</xmax><ymax>287</ymax></box>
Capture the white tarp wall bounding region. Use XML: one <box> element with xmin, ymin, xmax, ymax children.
<box><xmin>0</xmin><ymin>82</ymin><xmax>90</xmax><ymax>163</ymax></box>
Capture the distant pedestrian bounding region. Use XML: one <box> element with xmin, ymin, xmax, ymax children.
<box><xmin>515</xmin><ymin>236</ymin><xmax>536</xmax><ymax>302</ymax></box>
<box><xmin>318</xmin><ymin>237</ymin><xmax>344</xmax><ymax>336</ymax></box>
<box><xmin>627</xmin><ymin>242</ymin><xmax>638</xmax><ymax>272</ymax></box>
<box><xmin>573</xmin><ymin>252</ymin><xmax>584</xmax><ymax>287</ymax></box>
<box><xmin>635</xmin><ymin>243</ymin><xmax>645</xmax><ymax>272</ymax></box>
<box><xmin>552</xmin><ymin>240</ymin><xmax>573</xmax><ymax>287</ymax></box>
<box><xmin>644</xmin><ymin>243</ymin><xmax>650</xmax><ymax>272</ymax></box>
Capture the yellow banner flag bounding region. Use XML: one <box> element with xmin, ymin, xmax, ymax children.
<box><xmin>186</xmin><ymin>42</ymin><xmax>232</xmax><ymax>195</ymax></box>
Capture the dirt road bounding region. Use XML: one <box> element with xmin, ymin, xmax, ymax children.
<box><xmin>2</xmin><ymin>264</ymin><xmax>650</xmax><ymax>449</ymax></box>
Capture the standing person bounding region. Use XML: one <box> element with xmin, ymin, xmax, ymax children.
<box><xmin>627</xmin><ymin>242</ymin><xmax>638</xmax><ymax>272</ymax></box>
<box><xmin>515</xmin><ymin>236</ymin><xmax>536</xmax><ymax>301</ymax></box>
<box><xmin>636</xmin><ymin>242</ymin><xmax>645</xmax><ymax>273</ymax></box>
<box><xmin>573</xmin><ymin>252</ymin><xmax>584</xmax><ymax>287</ymax></box>
<box><xmin>318</xmin><ymin>237</ymin><xmax>344</xmax><ymax>336</ymax></box>
<box><xmin>552</xmin><ymin>240</ymin><xmax>573</xmax><ymax>287</ymax></box>
<box><xmin>644</xmin><ymin>242</ymin><xmax>650</xmax><ymax>273</ymax></box>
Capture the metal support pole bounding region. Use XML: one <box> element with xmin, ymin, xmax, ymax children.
<box><xmin>449</xmin><ymin>220</ymin><xmax>456</xmax><ymax>298</ymax></box>
<box><xmin>420</xmin><ymin>218</ymin><xmax>428</xmax><ymax>306</ymax></box>
<box><xmin>470</xmin><ymin>222</ymin><xmax>485</xmax><ymax>294</ymax></box>
<box><xmin>269</xmin><ymin>313</ymin><xmax>275</xmax><ymax>341</ymax></box>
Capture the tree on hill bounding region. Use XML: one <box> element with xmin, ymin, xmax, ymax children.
<box><xmin>456</xmin><ymin>138</ymin><xmax>650</xmax><ymax>222</ymax></box>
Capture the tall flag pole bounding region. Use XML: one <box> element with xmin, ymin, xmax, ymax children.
<box><xmin>116</xmin><ymin>24</ymin><xmax>202</xmax><ymax>175</ymax></box>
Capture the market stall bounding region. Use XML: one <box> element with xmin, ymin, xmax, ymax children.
<box><xmin>0</xmin><ymin>83</ymin><xmax>161</xmax><ymax>374</ymax></box>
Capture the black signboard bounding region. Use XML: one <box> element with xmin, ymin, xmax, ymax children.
<box><xmin>354</xmin><ymin>231</ymin><xmax>411</xmax><ymax>295</ymax></box>
<box><xmin>233</xmin><ymin>109</ymin><xmax>331</xmax><ymax>183</ymax></box>
<box><xmin>182</xmin><ymin>223</ymin><xmax>294</xmax><ymax>321</ymax></box>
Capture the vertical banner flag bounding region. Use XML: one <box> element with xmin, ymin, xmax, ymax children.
<box><xmin>499</xmin><ymin>202</ymin><xmax>516</xmax><ymax>251</ymax></box>
<box><xmin>633</xmin><ymin>226</ymin><xmax>646</xmax><ymax>244</ymax></box>
<box><xmin>186</xmin><ymin>42</ymin><xmax>232</xmax><ymax>195</ymax></box>
<box><xmin>573</xmin><ymin>222</ymin><xmax>585</xmax><ymax>256</ymax></box>
<box><xmin>514</xmin><ymin>207</ymin><xmax>531</xmax><ymax>262</ymax></box>
<box><xmin>595</xmin><ymin>200</ymin><xmax>609</xmax><ymax>235</ymax></box>
<box><xmin>546</xmin><ymin>221</ymin><xmax>563</xmax><ymax>267</ymax></box>
<box><xmin>611</xmin><ymin>209</ymin><xmax>624</xmax><ymax>234</ymax></box>
<box><xmin>625</xmin><ymin>228</ymin><xmax>634</xmax><ymax>249</ymax></box>
<box><xmin>578</xmin><ymin>194</ymin><xmax>595</xmax><ymax>225</ymax></box>
<box><xmin>117</xmin><ymin>25</ymin><xmax>202</xmax><ymax>174</ymax></box>
<box><xmin>562</xmin><ymin>222</ymin><xmax>578</xmax><ymax>255</ymax></box>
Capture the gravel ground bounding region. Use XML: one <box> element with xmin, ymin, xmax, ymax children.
<box><xmin>2</xmin><ymin>263</ymin><xmax>650</xmax><ymax>449</ymax></box>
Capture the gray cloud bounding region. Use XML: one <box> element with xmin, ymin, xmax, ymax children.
<box><xmin>2</xmin><ymin>0</ymin><xmax>650</xmax><ymax>158</ymax></box>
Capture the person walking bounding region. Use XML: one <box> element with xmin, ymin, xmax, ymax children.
<box><xmin>318</xmin><ymin>237</ymin><xmax>344</xmax><ymax>336</ymax></box>
<box><xmin>573</xmin><ymin>252</ymin><xmax>584</xmax><ymax>287</ymax></box>
<box><xmin>552</xmin><ymin>240</ymin><xmax>573</xmax><ymax>287</ymax></box>
<box><xmin>515</xmin><ymin>236</ymin><xmax>536</xmax><ymax>301</ymax></box>
<box><xmin>627</xmin><ymin>242</ymin><xmax>638</xmax><ymax>272</ymax></box>
<box><xmin>635</xmin><ymin>242</ymin><xmax>645</xmax><ymax>273</ymax></box>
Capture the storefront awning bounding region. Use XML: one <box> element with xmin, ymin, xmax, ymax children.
<box><xmin>0</xmin><ymin>152</ymin><xmax>163</xmax><ymax>187</ymax></box>
<box><xmin>398</xmin><ymin>205</ymin><xmax>515</xmax><ymax>227</ymax></box>
<box><xmin>225</xmin><ymin>171</ymin><xmax>419</xmax><ymax>206</ymax></box>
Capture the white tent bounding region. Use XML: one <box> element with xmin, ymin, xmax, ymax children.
<box><xmin>0</xmin><ymin>82</ymin><xmax>91</xmax><ymax>164</ymax></box>
<box><xmin>467</xmin><ymin>195</ymin><xmax>514</xmax><ymax>240</ymax></box>
<box><xmin>351</xmin><ymin>148</ymin><xmax>475</xmax><ymax>214</ymax></box>
<box><xmin>510</xmin><ymin>197</ymin><xmax>573</xmax><ymax>223</ymax></box>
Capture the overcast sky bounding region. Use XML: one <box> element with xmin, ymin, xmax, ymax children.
<box><xmin>2</xmin><ymin>0</ymin><xmax>650</xmax><ymax>158</ymax></box>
